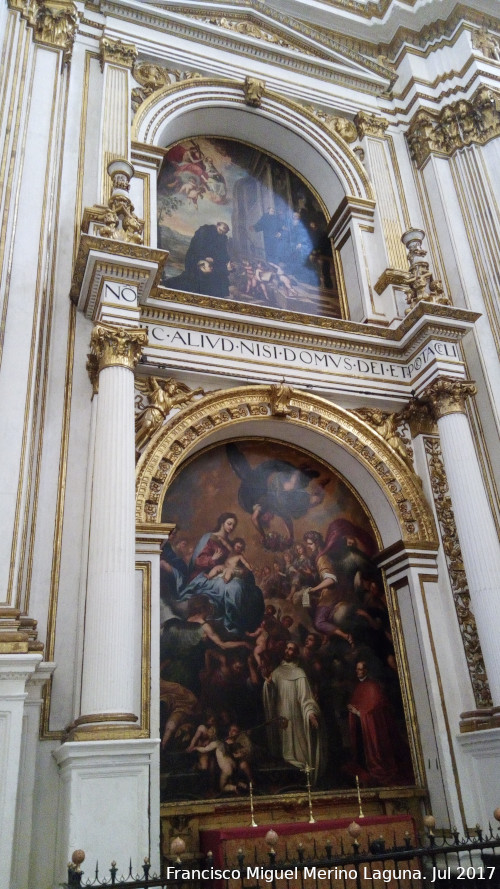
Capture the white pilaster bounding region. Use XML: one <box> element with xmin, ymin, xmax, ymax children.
<box><xmin>0</xmin><ymin>654</ymin><xmax>43</xmax><ymax>889</ymax></box>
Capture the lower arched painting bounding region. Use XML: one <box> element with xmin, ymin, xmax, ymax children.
<box><xmin>159</xmin><ymin>440</ymin><xmax>415</xmax><ymax>802</ymax></box>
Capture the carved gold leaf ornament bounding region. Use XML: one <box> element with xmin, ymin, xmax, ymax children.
<box><xmin>424</xmin><ymin>437</ymin><xmax>492</xmax><ymax>709</ymax></box>
<box><xmin>407</xmin><ymin>87</ymin><xmax>500</xmax><ymax>168</ymax></box>
<box><xmin>135</xmin><ymin>386</ymin><xmax>436</xmax><ymax>548</ymax></box>
<box><xmin>88</xmin><ymin>323</ymin><xmax>148</xmax><ymax>380</ymax></box>
<box><xmin>99</xmin><ymin>36</ymin><xmax>138</xmax><ymax>71</ymax></box>
<box><xmin>131</xmin><ymin>63</ymin><xmax>204</xmax><ymax>114</ymax></box>
<box><xmin>354</xmin><ymin>407</ymin><xmax>414</xmax><ymax>469</ymax></box>
<box><xmin>8</xmin><ymin>0</ymin><xmax>79</xmax><ymax>64</ymax></box>
<box><xmin>243</xmin><ymin>75</ymin><xmax>266</xmax><ymax>107</ymax></box>
<box><xmin>420</xmin><ymin>377</ymin><xmax>478</xmax><ymax>420</ymax></box>
<box><xmin>354</xmin><ymin>111</ymin><xmax>389</xmax><ymax>139</ymax></box>
<box><xmin>134</xmin><ymin>376</ymin><xmax>204</xmax><ymax>452</ymax></box>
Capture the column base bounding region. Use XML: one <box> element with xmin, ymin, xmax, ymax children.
<box><xmin>65</xmin><ymin>712</ymin><xmax>145</xmax><ymax>741</ymax></box>
<box><xmin>457</xmin><ymin>728</ymin><xmax>500</xmax><ymax>826</ymax></box>
<box><xmin>53</xmin><ymin>738</ymin><xmax>160</xmax><ymax>885</ymax></box>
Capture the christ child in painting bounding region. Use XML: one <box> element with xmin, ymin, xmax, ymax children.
<box><xmin>207</xmin><ymin>537</ymin><xmax>253</xmax><ymax>582</ymax></box>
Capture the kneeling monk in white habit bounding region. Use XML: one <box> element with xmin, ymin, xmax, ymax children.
<box><xmin>263</xmin><ymin>641</ymin><xmax>326</xmax><ymax>783</ymax></box>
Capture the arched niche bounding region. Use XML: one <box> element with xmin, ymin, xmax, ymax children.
<box><xmin>136</xmin><ymin>385</ymin><xmax>437</xmax><ymax>551</ymax></box>
<box><xmin>132</xmin><ymin>80</ymin><xmax>377</xmax><ymax>320</ymax></box>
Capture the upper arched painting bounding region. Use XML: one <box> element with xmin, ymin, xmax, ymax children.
<box><xmin>157</xmin><ymin>137</ymin><xmax>342</xmax><ymax>319</ymax></box>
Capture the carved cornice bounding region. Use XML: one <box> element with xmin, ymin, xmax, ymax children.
<box><xmin>420</xmin><ymin>377</ymin><xmax>477</xmax><ymax>420</ymax></box>
<box><xmin>135</xmin><ymin>386</ymin><xmax>437</xmax><ymax>548</ymax></box>
<box><xmin>407</xmin><ymin>87</ymin><xmax>500</xmax><ymax>168</ymax></box>
<box><xmin>99</xmin><ymin>35</ymin><xmax>138</xmax><ymax>70</ymax></box>
<box><xmin>89</xmin><ymin>323</ymin><xmax>148</xmax><ymax>376</ymax></box>
<box><xmin>424</xmin><ymin>437</ymin><xmax>492</xmax><ymax>709</ymax></box>
<box><xmin>354</xmin><ymin>111</ymin><xmax>389</xmax><ymax>139</ymax></box>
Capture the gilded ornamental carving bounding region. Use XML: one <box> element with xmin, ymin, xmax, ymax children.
<box><xmin>135</xmin><ymin>377</ymin><xmax>204</xmax><ymax>452</ymax></box>
<box><xmin>354</xmin><ymin>408</ymin><xmax>414</xmax><ymax>469</ymax></box>
<box><xmin>424</xmin><ymin>437</ymin><xmax>492</xmax><ymax>708</ymax></box>
<box><xmin>407</xmin><ymin>87</ymin><xmax>500</xmax><ymax>167</ymax></box>
<box><xmin>420</xmin><ymin>377</ymin><xmax>478</xmax><ymax>420</ymax></box>
<box><xmin>354</xmin><ymin>111</ymin><xmax>389</xmax><ymax>139</ymax></box>
<box><xmin>82</xmin><ymin>159</ymin><xmax>145</xmax><ymax>245</ymax></box>
<box><xmin>310</xmin><ymin>109</ymin><xmax>358</xmax><ymax>143</ymax></box>
<box><xmin>8</xmin><ymin>0</ymin><xmax>79</xmax><ymax>65</ymax></box>
<box><xmin>131</xmin><ymin>63</ymin><xmax>203</xmax><ymax>114</ymax></box>
<box><xmin>400</xmin><ymin>228</ymin><xmax>450</xmax><ymax>312</ymax></box>
<box><xmin>88</xmin><ymin>323</ymin><xmax>148</xmax><ymax>380</ymax></box>
<box><xmin>100</xmin><ymin>36</ymin><xmax>138</xmax><ymax>71</ymax></box>
<box><xmin>243</xmin><ymin>75</ymin><xmax>266</xmax><ymax>107</ymax></box>
<box><xmin>471</xmin><ymin>27</ymin><xmax>500</xmax><ymax>61</ymax></box>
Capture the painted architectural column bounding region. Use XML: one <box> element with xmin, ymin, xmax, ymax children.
<box><xmin>422</xmin><ymin>377</ymin><xmax>500</xmax><ymax>710</ymax></box>
<box><xmin>74</xmin><ymin>322</ymin><xmax>147</xmax><ymax>737</ymax></box>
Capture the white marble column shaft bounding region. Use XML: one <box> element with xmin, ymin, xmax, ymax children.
<box><xmin>79</xmin><ymin>325</ymin><xmax>146</xmax><ymax>722</ymax></box>
<box><xmin>435</xmin><ymin>409</ymin><xmax>500</xmax><ymax>707</ymax></box>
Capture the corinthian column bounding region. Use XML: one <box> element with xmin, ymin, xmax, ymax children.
<box><xmin>422</xmin><ymin>377</ymin><xmax>500</xmax><ymax>709</ymax></box>
<box><xmin>75</xmin><ymin>322</ymin><xmax>147</xmax><ymax>736</ymax></box>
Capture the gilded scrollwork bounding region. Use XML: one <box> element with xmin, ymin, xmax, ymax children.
<box><xmin>420</xmin><ymin>377</ymin><xmax>478</xmax><ymax>420</ymax></box>
<box><xmin>131</xmin><ymin>63</ymin><xmax>204</xmax><ymax>114</ymax></box>
<box><xmin>99</xmin><ymin>36</ymin><xmax>138</xmax><ymax>71</ymax></box>
<box><xmin>407</xmin><ymin>87</ymin><xmax>500</xmax><ymax>167</ymax></box>
<box><xmin>88</xmin><ymin>323</ymin><xmax>148</xmax><ymax>381</ymax></box>
<box><xmin>134</xmin><ymin>377</ymin><xmax>204</xmax><ymax>452</ymax></box>
<box><xmin>135</xmin><ymin>387</ymin><xmax>436</xmax><ymax>549</ymax></box>
<box><xmin>424</xmin><ymin>437</ymin><xmax>492</xmax><ymax>708</ymax></box>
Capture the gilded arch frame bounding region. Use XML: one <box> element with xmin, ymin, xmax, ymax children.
<box><xmin>135</xmin><ymin>385</ymin><xmax>437</xmax><ymax>549</ymax></box>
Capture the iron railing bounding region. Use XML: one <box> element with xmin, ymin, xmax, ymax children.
<box><xmin>63</xmin><ymin>823</ymin><xmax>500</xmax><ymax>889</ymax></box>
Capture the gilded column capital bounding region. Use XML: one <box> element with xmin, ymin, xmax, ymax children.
<box><xmin>354</xmin><ymin>111</ymin><xmax>389</xmax><ymax>139</ymax></box>
<box><xmin>10</xmin><ymin>0</ymin><xmax>79</xmax><ymax>65</ymax></box>
<box><xmin>99</xmin><ymin>36</ymin><xmax>138</xmax><ymax>71</ymax></box>
<box><xmin>421</xmin><ymin>377</ymin><xmax>477</xmax><ymax>420</ymax></box>
<box><xmin>402</xmin><ymin>397</ymin><xmax>437</xmax><ymax>437</ymax></box>
<box><xmin>88</xmin><ymin>323</ymin><xmax>148</xmax><ymax>378</ymax></box>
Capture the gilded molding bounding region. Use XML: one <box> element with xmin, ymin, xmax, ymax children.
<box><xmin>421</xmin><ymin>377</ymin><xmax>478</xmax><ymax>420</ymax></box>
<box><xmin>374</xmin><ymin>267</ymin><xmax>410</xmax><ymax>296</ymax></box>
<box><xmin>354</xmin><ymin>408</ymin><xmax>414</xmax><ymax>469</ymax></box>
<box><xmin>0</xmin><ymin>607</ymin><xmax>44</xmax><ymax>654</ymax></box>
<box><xmin>135</xmin><ymin>386</ymin><xmax>437</xmax><ymax>547</ymax></box>
<box><xmin>99</xmin><ymin>35</ymin><xmax>138</xmax><ymax>70</ymax></box>
<box><xmin>243</xmin><ymin>75</ymin><xmax>265</xmax><ymax>107</ymax></box>
<box><xmin>407</xmin><ymin>87</ymin><xmax>500</xmax><ymax>168</ymax></box>
<box><xmin>424</xmin><ymin>437</ymin><xmax>492</xmax><ymax>708</ymax></box>
<box><xmin>354</xmin><ymin>111</ymin><xmax>389</xmax><ymax>139</ymax></box>
<box><xmin>89</xmin><ymin>323</ymin><xmax>148</xmax><ymax>376</ymax></box>
<box><xmin>135</xmin><ymin>376</ymin><xmax>204</xmax><ymax>452</ymax></box>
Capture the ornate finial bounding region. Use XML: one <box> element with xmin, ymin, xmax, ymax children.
<box><xmin>71</xmin><ymin>850</ymin><xmax>85</xmax><ymax>872</ymax></box>
<box><xmin>269</xmin><ymin>381</ymin><xmax>293</xmax><ymax>417</ymax></box>
<box><xmin>81</xmin><ymin>159</ymin><xmax>145</xmax><ymax>244</ymax></box>
<box><xmin>243</xmin><ymin>76</ymin><xmax>265</xmax><ymax>107</ymax></box>
<box><xmin>170</xmin><ymin>836</ymin><xmax>186</xmax><ymax>863</ymax></box>
<box><xmin>400</xmin><ymin>228</ymin><xmax>450</xmax><ymax>312</ymax></box>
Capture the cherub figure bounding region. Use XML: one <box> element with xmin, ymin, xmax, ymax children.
<box><xmin>207</xmin><ymin>538</ymin><xmax>253</xmax><ymax>582</ymax></box>
<box><xmin>135</xmin><ymin>377</ymin><xmax>203</xmax><ymax>451</ymax></box>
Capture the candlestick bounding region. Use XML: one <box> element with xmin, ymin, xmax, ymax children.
<box><xmin>302</xmin><ymin>765</ymin><xmax>316</xmax><ymax>823</ymax></box>
<box><xmin>249</xmin><ymin>781</ymin><xmax>258</xmax><ymax>827</ymax></box>
<box><xmin>355</xmin><ymin>775</ymin><xmax>365</xmax><ymax>819</ymax></box>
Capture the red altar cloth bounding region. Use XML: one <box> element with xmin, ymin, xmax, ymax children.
<box><xmin>200</xmin><ymin>814</ymin><xmax>418</xmax><ymax>889</ymax></box>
